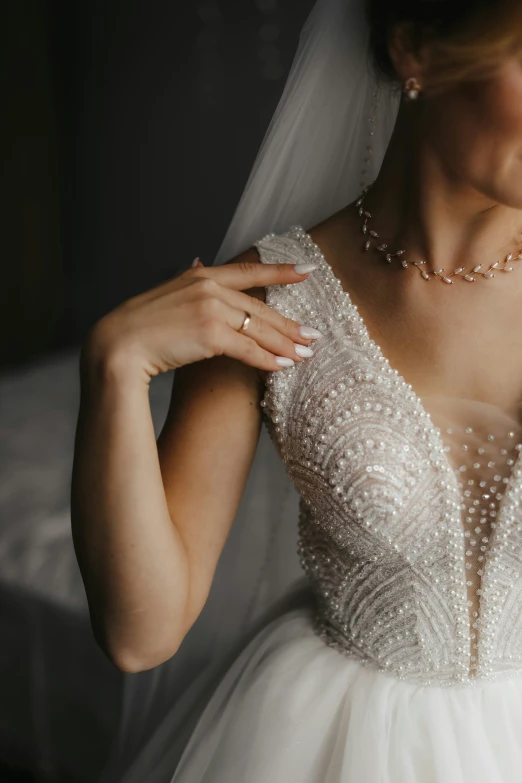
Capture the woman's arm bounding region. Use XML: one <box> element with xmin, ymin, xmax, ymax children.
<box><xmin>71</xmin><ymin>248</ymin><xmax>318</xmax><ymax>673</ymax></box>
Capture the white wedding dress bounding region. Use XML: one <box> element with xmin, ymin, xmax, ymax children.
<box><xmin>125</xmin><ymin>225</ymin><xmax>522</xmax><ymax>783</ymax></box>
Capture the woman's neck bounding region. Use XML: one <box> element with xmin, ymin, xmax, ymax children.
<box><xmin>367</xmin><ymin>103</ymin><xmax>522</xmax><ymax>277</ymax></box>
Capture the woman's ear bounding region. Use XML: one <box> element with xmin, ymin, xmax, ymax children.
<box><xmin>387</xmin><ymin>20</ymin><xmax>431</xmax><ymax>86</ymax></box>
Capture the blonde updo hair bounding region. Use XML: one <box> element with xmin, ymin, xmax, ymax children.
<box><xmin>365</xmin><ymin>0</ymin><xmax>522</xmax><ymax>94</ymax></box>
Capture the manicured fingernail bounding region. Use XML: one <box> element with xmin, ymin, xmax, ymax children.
<box><xmin>275</xmin><ymin>357</ymin><xmax>295</xmax><ymax>368</ymax></box>
<box><xmin>294</xmin><ymin>263</ymin><xmax>317</xmax><ymax>274</ymax></box>
<box><xmin>191</xmin><ymin>257</ymin><xmax>203</xmax><ymax>268</ymax></box>
<box><xmin>299</xmin><ymin>325</ymin><xmax>324</xmax><ymax>339</ymax></box>
<box><xmin>294</xmin><ymin>344</ymin><xmax>314</xmax><ymax>358</ymax></box>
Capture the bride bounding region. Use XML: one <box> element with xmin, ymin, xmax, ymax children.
<box><xmin>71</xmin><ymin>0</ymin><xmax>522</xmax><ymax>780</ymax></box>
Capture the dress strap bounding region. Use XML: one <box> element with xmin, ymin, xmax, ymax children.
<box><xmin>254</xmin><ymin>227</ymin><xmax>335</xmax><ymax>338</ymax></box>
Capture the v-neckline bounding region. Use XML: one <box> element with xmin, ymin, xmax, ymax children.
<box><xmin>290</xmin><ymin>223</ymin><xmax>522</xmax><ymax>675</ymax></box>
<box><xmin>289</xmin><ymin>223</ymin><xmax>522</xmax><ymax>519</ymax></box>
<box><xmin>288</xmin><ymin>223</ymin><xmax>462</xmax><ymax>477</ymax></box>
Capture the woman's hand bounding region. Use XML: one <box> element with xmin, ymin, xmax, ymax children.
<box><xmin>84</xmin><ymin>254</ymin><xmax>323</xmax><ymax>381</ymax></box>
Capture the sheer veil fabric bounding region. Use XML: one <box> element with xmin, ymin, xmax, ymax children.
<box><xmin>100</xmin><ymin>0</ymin><xmax>403</xmax><ymax>779</ymax></box>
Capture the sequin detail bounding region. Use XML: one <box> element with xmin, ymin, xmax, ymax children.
<box><xmin>255</xmin><ymin>225</ymin><xmax>522</xmax><ymax>689</ymax></box>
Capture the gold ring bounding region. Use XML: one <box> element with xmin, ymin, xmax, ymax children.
<box><xmin>239</xmin><ymin>311</ymin><xmax>252</xmax><ymax>332</ymax></box>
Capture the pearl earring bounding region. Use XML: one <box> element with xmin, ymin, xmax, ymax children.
<box><xmin>404</xmin><ymin>77</ymin><xmax>421</xmax><ymax>101</ymax></box>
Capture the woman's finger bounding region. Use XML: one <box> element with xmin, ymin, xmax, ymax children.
<box><xmin>185</xmin><ymin>259</ymin><xmax>318</xmax><ymax>292</ymax></box>
<box><xmin>208</xmin><ymin>322</ymin><xmax>298</xmax><ymax>373</ymax></box>
<box><xmin>217</xmin><ymin>286</ymin><xmax>323</xmax><ymax>346</ymax></box>
<box><xmin>200</xmin><ymin>297</ymin><xmax>310</xmax><ymax>364</ymax></box>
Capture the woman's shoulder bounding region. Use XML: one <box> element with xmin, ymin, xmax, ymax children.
<box><xmin>252</xmin><ymin>207</ymin><xmax>349</xmax><ymax>265</ymax></box>
<box><xmin>304</xmin><ymin>206</ymin><xmax>355</xmax><ymax>268</ymax></box>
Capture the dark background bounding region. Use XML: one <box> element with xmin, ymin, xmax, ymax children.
<box><xmin>1</xmin><ymin>3</ymin><xmax>319</xmax><ymax>780</ymax></box>
<box><xmin>1</xmin><ymin>0</ymin><xmax>315</xmax><ymax>369</ymax></box>
<box><xmin>1</xmin><ymin>5</ymin><xmax>318</xmax><ymax>781</ymax></box>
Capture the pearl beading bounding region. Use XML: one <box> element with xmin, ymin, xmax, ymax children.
<box><xmin>255</xmin><ymin>225</ymin><xmax>522</xmax><ymax>688</ymax></box>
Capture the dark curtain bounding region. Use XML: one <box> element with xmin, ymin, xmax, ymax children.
<box><xmin>0</xmin><ymin>0</ymin><xmax>314</xmax><ymax>367</ymax></box>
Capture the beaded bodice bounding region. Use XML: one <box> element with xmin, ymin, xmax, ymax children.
<box><xmin>255</xmin><ymin>225</ymin><xmax>522</xmax><ymax>688</ymax></box>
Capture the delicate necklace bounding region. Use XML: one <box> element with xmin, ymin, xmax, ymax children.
<box><xmin>356</xmin><ymin>183</ymin><xmax>522</xmax><ymax>284</ymax></box>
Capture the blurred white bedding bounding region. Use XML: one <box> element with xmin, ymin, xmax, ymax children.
<box><xmin>0</xmin><ymin>351</ymin><xmax>87</xmax><ymax>608</ymax></box>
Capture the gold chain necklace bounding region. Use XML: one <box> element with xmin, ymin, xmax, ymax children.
<box><xmin>356</xmin><ymin>183</ymin><xmax>522</xmax><ymax>284</ymax></box>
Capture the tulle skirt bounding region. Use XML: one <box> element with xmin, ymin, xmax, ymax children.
<box><xmin>121</xmin><ymin>605</ymin><xmax>522</xmax><ymax>782</ymax></box>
